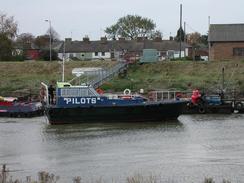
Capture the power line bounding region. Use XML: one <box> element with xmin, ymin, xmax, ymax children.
<box><xmin>185</xmin><ymin>22</ymin><xmax>199</xmax><ymax>33</ymax></box>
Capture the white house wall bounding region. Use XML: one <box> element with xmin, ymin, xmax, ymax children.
<box><xmin>173</xmin><ymin>51</ymin><xmax>185</xmax><ymax>58</ymax></box>
<box><xmin>58</xmin><ymin>53</ymin><xmax>75</xmax><ymax>60</ymax></box>
<box><xmin>59</xmin><ymin>52</ymin><xmax>111</xmax><ymax>60</ymax></box>
<box><xmin>58</xmin><ymin>53</ymin><xmax>63</xmax><ymax>60</ymax></box>
<box><xmin>185</xmin><ymin>48</ymin><xmax>189</xmax><ymax>57</ymax></box>
<box><xmin>92</xmin><ymin>52</ymin><xmax>111</xmax><ymax>59</ymax></box>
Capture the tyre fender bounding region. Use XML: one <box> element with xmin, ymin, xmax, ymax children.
<box><xmin>235</xmin><ymin>102</ymin><xmax>243</xmax><ymax>110</ymax></box>
<box><xmin>198</xmin><ymin>105</ymin><xmax>206</xmax><ymax>114</ymax></box>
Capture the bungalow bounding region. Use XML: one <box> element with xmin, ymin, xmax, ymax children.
<box><xmin>58</xmin><ymin>37</ymin><xmax>190</xmax><ymax>61</ymax></box>
<box><xmin>208</xmin><ymin>24</ymin><xmax>244</xmax><ymax>61</ymax></box>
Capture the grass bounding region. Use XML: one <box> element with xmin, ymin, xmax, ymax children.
<box><xmin>105</xmin><ymin>60</ymin><xmax>244</xmax><ymax>93</ymax></box>
<box><xmin>0</xmin><ymin>169</ymin><xmax>234</xmax><ymax>183</ymax></box>
<box><xmin>0</xmin><ymin>60</ymin><xmax>243</xmax><ymax>97</ymax></box>
<box><xmin>0</xmin><ymin>60</ymin><xmax>116</xmax><ymax>96</ymax></box>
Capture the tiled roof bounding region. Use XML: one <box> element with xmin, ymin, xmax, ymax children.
<box><xmin>59</xmin><ymin>39</ymin><xmax>190</xmax><ymax>53</ymax></box>
<box><xmin>209</xmin><ymin>24</ymin><xmax>244</xmax><ymax>42</ymax></box>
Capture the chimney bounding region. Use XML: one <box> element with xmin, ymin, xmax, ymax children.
<box><xmin>100</xmin><ymin>37</ymin><xmax>107</xmax><ymax>43</ymax></box>
<box><xmin>119</xmin><ymin>37</ymin><xmax>125</xmax><ymax>41</ymax></box>
<box><xmin>137</xmin><ymin>37</ymin><xmax>147</xmax><ymax>42</ymax></box>
<box><xmin>83</xmin><ymin>36</ymin><xmax>90</xmax><ymax>42</ymax></box>
<box><xmin>136</xmin><ymin>37</ymin><xmax>143</xmax><ymax>42</ymax></box>
<box><xmin>154</xmin><ymin>37</ymin><xmax>162</xmax><ymax>42</ymax></box>
<box><xmin>65</xmin><ymin>38</ymin><xmax>72</xmax><ymax>42</ymax></box>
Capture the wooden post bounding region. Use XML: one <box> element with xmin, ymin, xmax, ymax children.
<box><xmin>222</xmin><ymin>67</ymin><xmax>225</xmax><ymax>92</ymax></box>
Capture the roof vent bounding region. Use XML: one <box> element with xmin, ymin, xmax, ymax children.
<box><xmin>65</xmin><ymin>38</ymin><xmax>72</xmax><ymax>42</ymax></box>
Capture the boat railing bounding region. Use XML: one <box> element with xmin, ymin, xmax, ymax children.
<box><xmin>148</xmin><ymin>90</ymin><xmax>192</xmax><ymax>102</ymax></box>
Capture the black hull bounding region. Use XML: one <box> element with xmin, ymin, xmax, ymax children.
<box><xmin>183</xmin><ymin>103</ymin><xmax>234</xmax><ymax>114</ymax></box>
<box><xmin>0</xmin><ymin>110</ymin><xmax>44</xmax><ymax>118</ymax></box>
<box><xmin>46</xmin><ymin>102</ymin><xmax>186</xmax><ymax>125</ymax></box>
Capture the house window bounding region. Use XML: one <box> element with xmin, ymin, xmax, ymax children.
<box><xmin>95</xmin><ymin>52</ymin><xmax>98</xmax><ymax>56</ymax></box>
<box><xmin>233</xmin><ymin>48</ymin><xmax>244</xmax><ymax>56</ymax></box>
<box><xmin>101</xmin><ymin>52</ymin><xmax>105</xmax><ymax>56</ymax></box>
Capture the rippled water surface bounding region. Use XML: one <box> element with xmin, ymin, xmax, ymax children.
<box><xmin>0</xmin><ymin>114</ymin><xmax>244</xmax><ymax>182</ymax></box>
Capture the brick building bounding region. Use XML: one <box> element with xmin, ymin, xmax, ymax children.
<box><xmin>208</xmin><ymin>24</ymin><xmax>244</xmax><ymax>61</ymax></box>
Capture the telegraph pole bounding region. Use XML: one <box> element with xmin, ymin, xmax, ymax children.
<box><xmin>45</xmin><ymin>19</ymin><xmax>52</xmax><ymax>61</ymax></box>
<box><xmin>184</xmin><ymin>21</ymin><xmax>186</xmax><ymax>57</ymax></box>
<box><xmin>208</xmin><ymin>16</ymin><xmax>211</xmax><ymax>61</ymax></box>
<box><xmin>179</xmin><ymin>4</ymin><xmax>183</xmax><ymax>59</ymax></box>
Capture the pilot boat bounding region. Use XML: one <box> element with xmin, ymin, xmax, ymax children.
<box><xmin>42</xmin><ymin>68</ymin><xmax>186</xmax><ymax>124</ymax></box>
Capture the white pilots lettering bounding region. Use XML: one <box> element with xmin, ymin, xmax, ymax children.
<box><xmin>64</xmin><ymin>97</ymin><xmax>97</xmax><ymax>105</ymax></box>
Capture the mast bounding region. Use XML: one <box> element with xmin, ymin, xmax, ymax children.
<box><xmin>62</xmin><ymin>40</ymin><xmax>65</xmax><ymax>82</ymax></box>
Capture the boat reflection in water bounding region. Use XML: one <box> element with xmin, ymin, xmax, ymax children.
<box><xmin>45</xmin><ymin>120</ymin><xmax>184</xmax><ymax>135</ymax></box>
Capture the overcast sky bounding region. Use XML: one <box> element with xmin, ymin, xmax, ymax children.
<box><xmin>1</xmin><ymin>0</ymin><xmax>244</xmax><ymax>40</ymax></box>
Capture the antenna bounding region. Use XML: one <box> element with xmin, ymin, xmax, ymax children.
<box><xmin>208</xmin><ymin>16</ymin><xmax>211</xmax><ymax>29</ymax></box>
<box><xmin>184</xmin><ymin>21</ymin><xmax>186</xmax><ymax>42</ymax></box>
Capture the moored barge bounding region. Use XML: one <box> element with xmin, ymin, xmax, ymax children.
<box><xmin>0</xmin><ymin>97</ymin><xmax>43</xmax><ymax>118</ymax></box>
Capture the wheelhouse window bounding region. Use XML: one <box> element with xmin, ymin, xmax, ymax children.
<box><xmin>95</xmin><ymin>52</ymin><xmax>98</xmax><ymax>56</ymax></box>
<box><xmin>101</xmin><ymin>52</ymin><xmax>105</xmax><ymax>56</ymax></box>
<box><xmin>233</xmin><ymin>48</ymin><xmax>244</xmax><ymax>56</ymax></box>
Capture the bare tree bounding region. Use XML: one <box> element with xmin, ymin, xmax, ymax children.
<box><xmin>16</xmin><ymin>33</ymin><xmax>35</xmax><ymax>46</ymax></box>
<box><xmin>0</xmin><ymin>13</ymin><xmax>18</xmax><ymax>60</ymax></box>
<box><xmin>0</xmin><ymin>13</ymin><xmax>18</xmax><ymax>39</ymax></box>
<box><xmin>46</xmin><ymin>27</ymin><xmax>60</xmax><ymax>41</ymax></box>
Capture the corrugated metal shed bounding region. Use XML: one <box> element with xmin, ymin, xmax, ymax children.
<box><xmin>140</xmin><ymin>49</ymin><xmax>158</xmax><ymax>63</ymax></box>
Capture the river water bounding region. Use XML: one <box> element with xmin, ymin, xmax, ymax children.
<box><xmin>0</xmin><ymin>114</ymin><xmax>244</xmax><ymax>183</ymax></box>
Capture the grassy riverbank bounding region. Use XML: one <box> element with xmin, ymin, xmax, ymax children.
<box><xmin>105</xmin><ymin>60</ymin><xmax>244</xmax><ymax>93</ymax></box>
<box><xmin>0</xmin><ymin>61</ymin><xmax>116</xmax><ymax>96</ymax></box>
<box><xmin>0</xmin><ymin>169</ymin><xmax>233</xmax><ymax>183</ymax></box>
<box><xmin>0</xmin><ymin>60</ymin><xmax>243</xmax><ymax>96</ymax></box>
